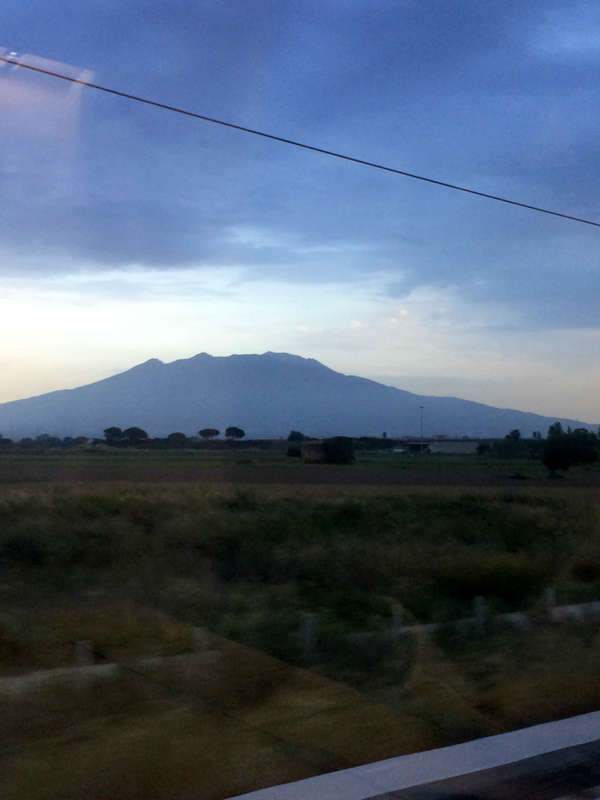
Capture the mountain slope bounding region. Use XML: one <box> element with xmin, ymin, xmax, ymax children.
<box><xmin>0</xmin><ymin>352</ymin><xmax>594</xmax><ymax>439</ymax></box>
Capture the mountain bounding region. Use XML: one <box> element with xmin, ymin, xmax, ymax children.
<box><xmin>0</xmin><ymin>351</ymin><xmax>594</xmax><ymax>439</ymax></box>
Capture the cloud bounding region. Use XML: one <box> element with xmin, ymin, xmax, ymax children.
<box><xmin>2</xmin><ymin>261</ymin><xmax>599</xmax><ymax>420</ymax></box>
<box><xmin>1</xmin><ymin>0</ymin><xmax>599</xmax><ymax>342</ymax></box>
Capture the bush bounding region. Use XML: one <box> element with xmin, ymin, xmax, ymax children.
<box><xmin>432</xmin><ymin>552</ymin><xmax>546</xmax><ymax>608</ymax></box>
<box><xmin>543</xmin><ymin>427</ymin><xmax>598</xmax><ymax>472</ymax></box>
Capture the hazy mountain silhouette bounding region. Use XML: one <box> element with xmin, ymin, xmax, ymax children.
<box><xmin>0</xmin><ymin>352</ymin><xmax>594</xmax><ymax>439</ymax></box>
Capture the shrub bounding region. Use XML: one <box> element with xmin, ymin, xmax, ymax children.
<box><xmin>432</xmin><ymin>552</ymin><xmax>546</xmax><ymax>608</ymax></box>
<box><xmin>542</xmin><ymin>427</ymin><xmax>598</xmax><ymax>472</ymax></box>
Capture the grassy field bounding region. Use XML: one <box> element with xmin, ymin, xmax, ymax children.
<box><xmin>1</xmin><ymin>450</ymin><xmax>600</xmax><ymax>797</ymax></box>
<box><xmin>2</xmin><ymin>446</ymin><xmax>600</xmax><ymax>486</ymax></box>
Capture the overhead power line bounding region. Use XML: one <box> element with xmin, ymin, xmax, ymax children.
<box><xmin>2</xmin><ymin>54</ymin><xmax>599</xmax><ymax>229</ymax></box>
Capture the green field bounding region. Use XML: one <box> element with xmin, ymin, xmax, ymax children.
<box><xmin>2</xmin><ymin>450</ymin><xmax>600</xmax><ymax>798</ymax></box>
<box><xmin>2</xmin><ymin>446</ymin><xmax>599</xmax><ymax>487</ymax></box>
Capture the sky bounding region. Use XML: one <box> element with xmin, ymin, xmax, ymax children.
<box><xmin>1</xmin><ymin>0</ymin><xmax>599</xmax><ymax>422</ymax></box>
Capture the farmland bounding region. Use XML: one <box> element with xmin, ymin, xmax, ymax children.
<box><xmin>1</xmin><ymin>448</ymin><xmax>600</xmax><ymax>798</ymax></box>
<box><xmin>2</xmin><ymin>446</ymin><xmax>600</xmax><ymax>486</ymax></box>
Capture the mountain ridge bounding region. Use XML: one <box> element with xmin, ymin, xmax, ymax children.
<box><xmin>0</xmin><ymin>352</ymin><xmax>594</xmax><ymax>439</ymax></box>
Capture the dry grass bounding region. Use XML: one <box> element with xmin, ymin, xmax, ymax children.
<box><xmin>0</xmin><ymin>605</ymin><xmax>194</xmax><ymax>675</ymax></box>
<box><xmin>3</xmin><ymin>623</ymin><xmax>600</xmax><ymax>799</ymax></box>
<box><xmin>0</xmin><ymin>633</ymin><xmax>433</xmax><ymax>800</ymax></box>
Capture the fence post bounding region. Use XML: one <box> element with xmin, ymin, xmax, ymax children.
<box><xmin>544</xmin><ymin>586</ymin><xmax>557</xmax><ymax>612</ymax></box>
<box><xmin>301</xmin><ymin>613</ymin><xmax>318</xmax><ymax>660</ymax></box>
<box><xmin>391</xmin><ymin>603</ymin><xmax>403</xmax><ymax>637</ymax></box>
<box><xmin>193</xmin><ymin>627</ymin><xmax>209</xmax><ymax>651</ymax></box>
<box><xmin>75</xmin><ymin>640</ymin><xmax>94</xmax><ymax>666</ymax></box>
<box><xmin>472</xmin><ymin>596</ymin><xmax>487</xmax><ymax>635</ymax></box>
<box><xmin>74</xmin><ymin>640</ymin><xmax>94</xmax><ymax>690</ymax></box>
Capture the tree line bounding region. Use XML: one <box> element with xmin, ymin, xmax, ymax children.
<box><xmin>476</xmin><ymin>423</ymin><xmax>598</xmax><ymax>472</ymax></box>
<box><xmin>0</xmin><ymin>426</ymin><xmax>247</xmax><ymax>450</ymax></box>
<box><xmin>0</xmin><ymin>422</ymin><xmax>597</xmax><ymax>474</ymax></box>
<box><xmin>102</xmin><ymin>426</ymin><xmax>247</xmax><ymax>445</ymax></box>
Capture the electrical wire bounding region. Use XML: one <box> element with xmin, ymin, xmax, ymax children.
<box><xmin>2</xmin><ymin>54</ymin><xmax>599</xmax><ymax>229</ymax></box>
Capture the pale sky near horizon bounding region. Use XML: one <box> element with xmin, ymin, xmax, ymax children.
<box><xmin>1</xmin><ymin>1</ymin><xmax>599</xmax><ymax>422</ymax></box>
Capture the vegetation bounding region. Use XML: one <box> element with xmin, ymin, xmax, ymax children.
<box><xmin>198</xmin><ymin>428</ymin><xmax>220</xmax><ymax>439</ymax></box>
<box><xmin>103</xmin><ymin>426</ymin><xmax>122</xmax><ymax>444</ymax></box>
<box><xmin>2</xmin><ymin>483</ymin><xmax>600</xmax><ymax>656</ymax></box>
<box><xmin>2</xmin><ymin>452</ymin><xmax>600</xmax><ymax>797</ymax></box>
<box><xmin>287</xmin><ymin>430</ymin><xmax>307</xmax><ymax>441</ymax></box>
<box><xmin>2</xmin><ymin>423</ymin><xmax>597</xmax><ymax>472</ymax></box>
<box><xmin>482</xmin><ymin>434</ymin><xmax>544</xmax><ymax>460</ymax></box>
<box><xmin>543</xmin><ymin>423</ymin><xmax>598</xmax><ymax>473</ymax></box>
<box><xmin>166</xmin><ymin>432</ymin><xmax>187</xmax><ymax>447</ymax></box>
<box><xmin>225</xmin><ymin>426</ymin><xmax>245</xmax><ymax>439</ymax></box>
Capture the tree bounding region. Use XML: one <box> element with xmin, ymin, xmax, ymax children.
<box><xmin>225</xmin><ymin>426</ymin><xmax>245</xmax><ymax>439</ymax></box>
<box><xmin>167</xmin><ymin>432</ymin><xmax>187</xmax><ymax>447</ymax></box>
<box><xmin>199</xmin><ymin>428</ymin><xmax>220</xmax><ymax>439</ymax></box>
<box><xmin>491</xmin><ymin>429</ymin><xmax>527</xmax><ymax>458</ymax></box>
<box><xmin>542</xmin><ymin>425</ymin><xmax>598</xmax><ymax>473</ymax></box>
<box><xmin>547</xmin><ymin>421</ymin><xmax>564</xmax><ymax>440</ymax></box>
<box><xmin>104</xmin><ymin>426</ymin><xmax>123</xmax><ymax>444</ymax></box>
<box><xmin>36</xmin><ymin>433</ymin><xmax>61</xmax><ymax>447</ymax></box>
<box><xmin>287</xmin><ymin>430</ymin><xmax>306</xmax><ymax>442</ymax></box>
<box><xmin>123</xmin><ymin>426</ymin><xmax>149</xmax><ymax>446</ymax></box>
<box><xmin>543</xmin><ymin>442</ymin><xmax>571</xmax><ymax>473</ymax></box>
